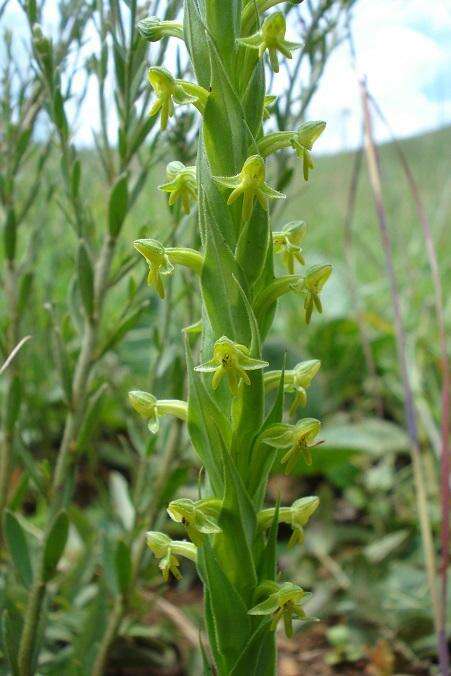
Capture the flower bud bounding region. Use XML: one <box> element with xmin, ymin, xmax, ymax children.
<box><xmin>137</xmin><ymin>17</ymin><xmax>184</xmax><ymax>43</ymax></box>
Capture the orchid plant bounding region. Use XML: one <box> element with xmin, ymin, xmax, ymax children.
<box><xmin>131</xmin><ymin>1</ymin><xmax>331</xmax><ymax>673</ymax></box>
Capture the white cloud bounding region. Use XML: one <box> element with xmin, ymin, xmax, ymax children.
<box><xmin>311</xmin><ymin>0</ymin><xmax>451</xmax><ymax>153</ymax></box>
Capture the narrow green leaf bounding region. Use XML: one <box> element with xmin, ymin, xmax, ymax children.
<box><xmin>4</xmin><ymin>208</ymin><xmax>16</xmax><ymax>261</ymax></box>
<box><xmin>114</xmin><ymin>539</ymin><xmax>132</xmax><ymax>596</ymax></box>
<box><xmin>215</xmin><ymin>439</ymin><xmax>257</xmax><ymax>603</ymax></box>
<box><xmin>3</xmin><ymin>511</ymin><xmax>33</xmax><ymax>588</ymax></box>
<box><xmin>43</xmin><ymin>511</ymin><xmax>69</xmax><ymax>581</ymax></box>
<box><xmin>197</xmin><ymin>540</ymin><xmax>251</xmax><ymax>669</ymax></box>
<box><xmin>109</xmin><ymin>471</ymin><xmax>135</xmax><ymax>531</ymax></box>
<box><xmin>183</xmin><ymin>0</ymin><xmax>210</xmax><ymax>88</ymax></box>
<box><xmin>71</xmin><ymin>158</ymin><xmax>81</xmax><ymax>198</ymax></box>
<box><xmin>185</xmin><ymin>338</ymin><xmax>227</xmax><ymax>496</ymax></box>
<box><xmin>17</xmin><ymin>271</ymin><xmax>33</xmax><ymax>317</ymax></box>
<box><xmin>230</xmin><ymin>618</ymin><xmax>274</xmax><ymax>676</ymax></box>
<box><xmin>108</xmin><ymin>172</ymin><xmax>128</xmax><ymax>237</ymax></box>
<box><xmin>2</xmin><ymin>610</ymin><xmax>22</xmax><ymax>675</ymax></box>
<box><xmin>5</xmin><ymin>375</ymin><xmax>21</xmax><ymax>433</ymax></box>
<box><xmin>77</xmin><ymin>240</ymin><xmax>94</xmax><ymax>319</ymax></box>
<box><xmin>76</xmin><ymin>383</ymin><xmax>107</xmax><ymax>450</ymax></box>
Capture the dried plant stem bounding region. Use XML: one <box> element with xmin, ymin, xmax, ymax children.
<box><xmin>0</xmin><ymin>263</ymin><xmax>21</xmax><ymax>525</ymax></box>
<box><xmin>360</xmin><ymin>78</ymin><xmax>441</xmax><ymax>639</ymax></box>
<box><xmin>368</xmin><ymin>93</ymin><xmax>450</xmax><ymax>676</ymax></box>
<box><xmin>341</xmin><ymin>137</ymin><xmax>384</xmax><ymax>416</ymax></box>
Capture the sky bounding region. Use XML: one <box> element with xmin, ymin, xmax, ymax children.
<box><xmin>311</xmin><ymin>0</ymin><xmax>451</xmax><ymax>153</ymax></box>
<box><xmin>2</xmin><ymin>0</ymin><xmax>451</xmax><ymax>154</ymax></box>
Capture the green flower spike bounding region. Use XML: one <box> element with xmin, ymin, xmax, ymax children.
<box><xmin>167</xmin><ymin>498</ymin><xmax>222</xmax><ymax>545</ymax></box>
<box><xmin>238</xmin><ymin>12</ymin><xmax>301</xmax><ymax>73</ymax></box>
<box><xmin>302</xmin><ymin>264</ymin><xmax>332</xmax><ymax>324</ymax></box>
<box><xmin>291</xmin><ymin>121</ymin><xmax>327</xmax><ymax>181</ymax></box>
<box><xmin>137</xmin><ymin>17</ymin><xmax>184</xmax><ymax>43</ymax></box>
<box><xmin>213</xmin><ymin>155</ymin><xmax>285</xmax><ymax>222</ymax></box>
<box><xmin>146</xmin><ymin>531</ymin><xmax>197</xmax><ymax>582</ymax></box>
<box><xmin>265</xmin><ymin>359</ymin><xmax>321</xmax><ymax>414</ymax></box>
<box><xmin>133</xmin><ymin>239</ymin><xmax>174</xmax><ymax>298</ymax></box>
<box><xmin>158</xmin><ymin>161</ymin><xmax>197</xmax><ymax>214</ymax></box>
<box><xmin>258</xmin><ymin>418</ymin><xmax>322</xmax><ymax>473</ymax></box>
<box><xmin>148</xmin><ymin>66</ymin><xmax>208</xmax><ymax>130</ymax></box>
<box><xmin>273</xmin><ymin>221</ymin><xmax>307</xmax><ymax>274</ymax></box>
<box><xmin>128</xmin><ymin>390</ymin><xmax>187</xmax><ymax>434</ymax></box>
<box><xmin>194</xmin><ymin>335</ymin><xmax>269</xmax><ymax>395</ymax></box>
<box><xmin>258</xmin><ymin>496</ymin><xmax>319</xmax><ymax>547</ymax></box>
<box><xmin>249</xmin><ymin>581</ymin><xmax>311</xmax><ymax>638</ymax></box>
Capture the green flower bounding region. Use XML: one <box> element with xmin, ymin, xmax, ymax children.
<box><xmin>273</xmin><ymin>221</ymin><xmax>307</xmax><ymax>273</ymax></box>
<box><xmin>158</xmin><ymin>161</ymin><xmax>197</xmax><ymax>214</ymax></box>
<box><xmin>128</xmin><ymin>390</ymin><xmax>187</xmax><ymax>433</ymax></box>
<box><xmin>286</xmin><ymin>359</ymin><xmax>321</xmax><ymax>414</ymax></box>
<box><xmin>302</xmin><ymin>264</ymin><xmax>332</xmax><ymax>324</ymax></box>
<box><xmin>238</xmin><ymin>12</ymin><xmax>301</xmax><ymax>73</ymax></box>
<box><xmin>194</xmin><ymin>335</ymin><xmax>269</xmax><ymax>395</ymax></box>
<box><xmin>213</xmin><ymin>155</ymin><xmax>285</xmax><ymax>222</ymax></box>
<box><xmin>249</xmin><ymin>581</ymin><xmax>311</xmax><ymax>638</ymax></box>
<box><xmin>291</xmin><ymin>121</ymin><xmax>326</xmax><ymax>180</ymax></box>
<box><xmin>264</xmin><ymin>358</ymin><xmax>321</xmax><ymax>413</ymax></box>
<box><xmin>258</xmin><ymin>418</ymin><xmax>321</xmax><ymax>473</ymax></box>
<box><xmin>263</xmin><ymin>94</ymin><xmax>277</xmax><ymax>120</ymax></box>
<box><xmin>137</xmin><ymin>17</ymin><xmax>184</xmax><ymax>42</ymax></box>
<box><xmin>148</xmin><ymin>67</ymin><xmax>208</xmax><ymax>130</ymax></box>
<box><xmin>167</xmin><ymin>498</ymin><xmax>222</xmax><ymax>545</ymax></box>
<box><xmin>133</xmin><ymin>238</ymin><xmax>174</xmax><ymax>298</ymax></box>
<box><xmin>146</xmin><ymin>531</ymin><xmax>197</xmax><ymax>582</ymax></box>
<box><xmin>258</xmin><ymin>496</ymin><xmax>319</xmax><ymax>547</ymax></box>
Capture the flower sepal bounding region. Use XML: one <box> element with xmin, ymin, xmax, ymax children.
<box><xmin>167</xmin><ymin>498</ymin><xmax>222</xmax><ymax>545</ymax></box>
<box><xmin>137</xmin><ymin>17</ymin><xmax>184</xmax><ymax>42</ymax></box>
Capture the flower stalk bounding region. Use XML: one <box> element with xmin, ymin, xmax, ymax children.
<box><xmin>130</xmin><ymin>2</ymin><xmax>332</xmax><ymax>672</ymax></box>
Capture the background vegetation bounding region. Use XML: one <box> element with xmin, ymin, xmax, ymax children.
<box><xmin>0</xmin><ymin>0</ymin><xmax>449</xmax><ymax>673</ymax></box>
